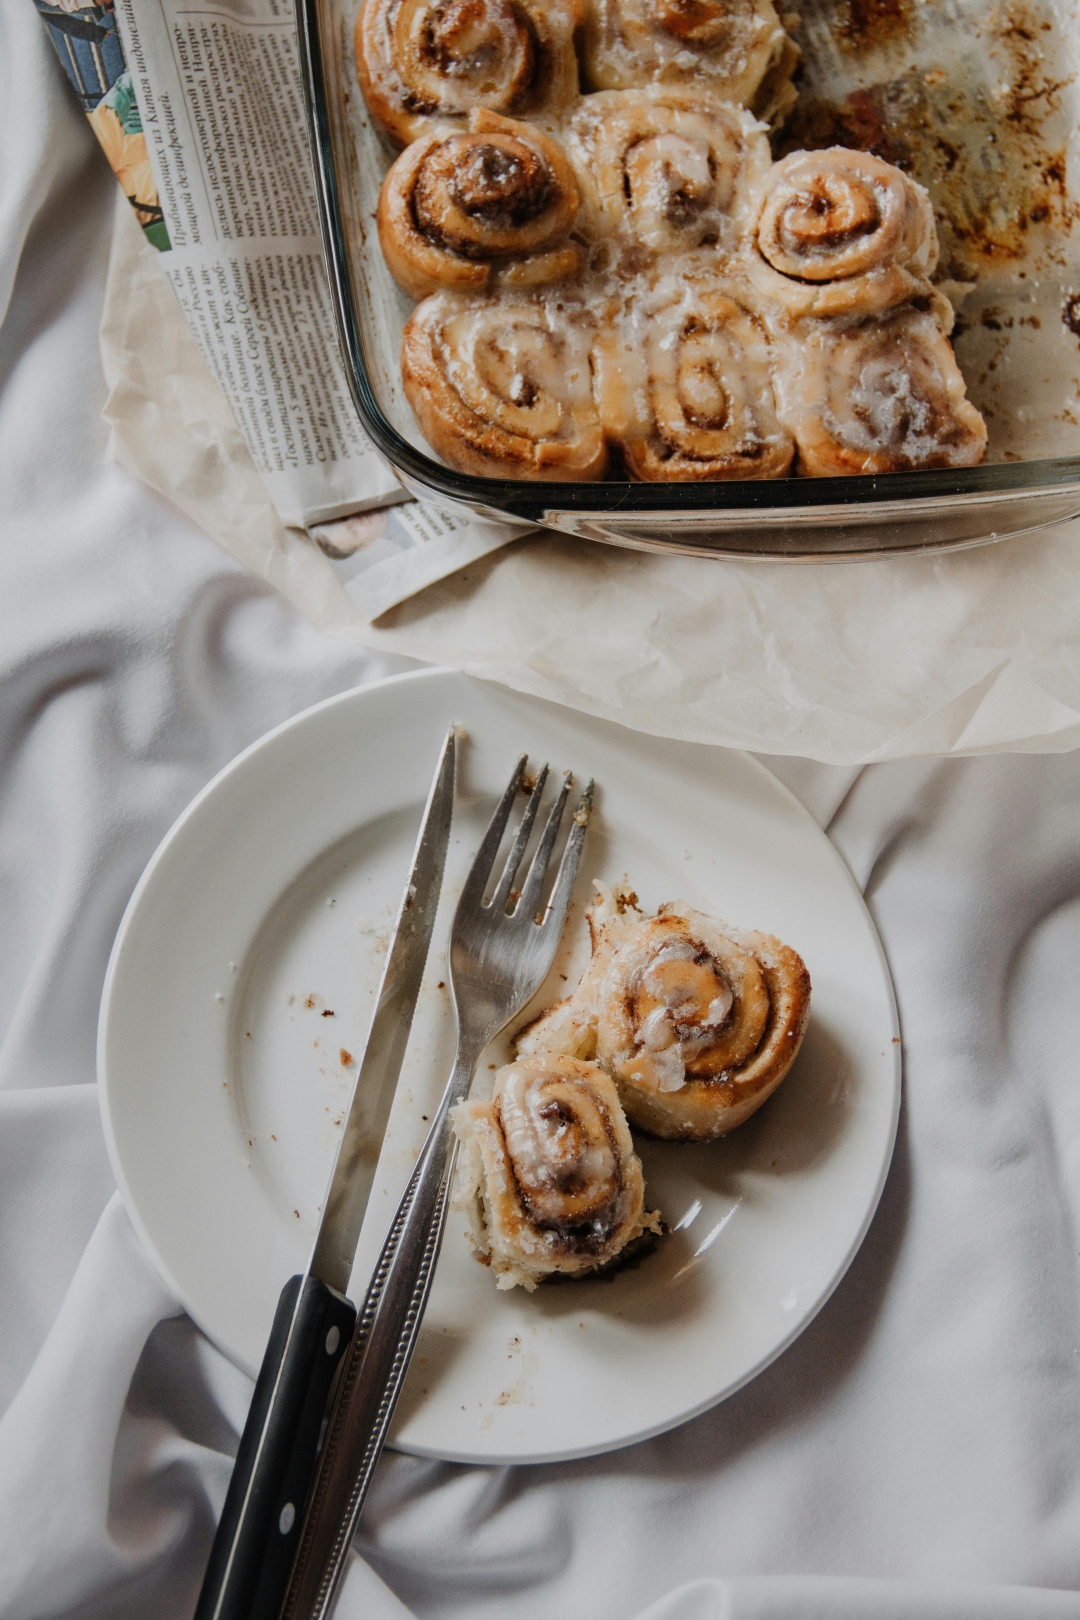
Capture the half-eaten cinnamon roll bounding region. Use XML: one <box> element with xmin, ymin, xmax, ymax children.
<box><xmin>517</xmin><ymin>884</ymin><xmax>811</xmax><ymax>1140</ymax></box>
<box><xmin>747</xmin><ymin>148</ymin><xmax>940</xmax><ymax>321</ymax></box>
<box><xmin>378</xmin><ymin>112</ymin><xmax>581</xmax><ymax>299</ymax></box>
<box><xmin>566</xmin><ymin>88</ymin><xmax>771</xmax><ymax>260</ymax></box>
<box><xmin>355</xmin><ymin>0</ymin><xmax>580</xmax><ymax>147</ymax></box>
<box><xmin>580</xmin><ymin>0</ymin><xmax>798</xmax><ymax>127</ymax></box>
<box><xmin>402</xmin><ymin>290</ymin><xmax>607</xmax><ymax>478</ymax></box>
<box><xmin>772</xmin><ymin>304</ymin><xmax>989</xmax><ymax>476</ymax></box>
<box><xmin>597</xmin><ymin>268</ymin><xmax>793</xmax><ymax>479</ymax></box>
<box><xmin>453</xmin><ymin>1052</ymin><xmax>660</xmax><ymax>1289</ymax></box>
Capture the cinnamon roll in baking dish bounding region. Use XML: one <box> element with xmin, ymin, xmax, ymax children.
<box><xmin>355</xmin><ymin>0</ymin><xmax>580</xmax><ymax>148</ymax></box>
<box><xmin>566</xmin><ymin>88</ymin><xmax>771</xmax><ymax>260</ymax></box>
<box><xmin>746</xmin><ymin>148</ymin><xmax>940</xmax><ymax>321</ymax></box>
<box><xmin>453</xmin><ymin>1053</ymin><xmax>660</xmax><ymax>1288</ymax></box>
<box><xmin>772</xmin><ymin>305</ymin><xmax>989</xmax><ymax>477</ymax></box>
<box><xmin>401</xmin><ymin>290</ymin><xmax>607</xmax><ymax>478</ymax></box>
<box><xmin>517</xmin><ymin>885</ymin><xmax>811</xmax><ymax>1140</ymax></box>
<box><xmin>378</xmin><ymin>112</ymin><xmax>581</xmax><ymax>299</ymax></box>
<box><xmin>580</xmin><ymin>0</ymin><xmax>798</xmax><ymax>126</ymax></box>
<box><xmin>597</xmin><ymin>268</ymin><xmax>793</xmax><ymax>479</ymax></box>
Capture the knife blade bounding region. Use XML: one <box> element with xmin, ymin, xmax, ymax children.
<box><xmin>193</xmin><ymin>726</ymin><xmax>457</xmax><ymax>1620</ymax></box>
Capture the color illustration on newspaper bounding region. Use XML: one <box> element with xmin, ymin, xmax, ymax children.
<box><xmin>34</xmin><ymin>0</ymin><xmax>170</xmax><ymax>251</ymax></box>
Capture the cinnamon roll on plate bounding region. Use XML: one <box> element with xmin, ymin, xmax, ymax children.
<box><xmin>378</xmin><ymin>112</ymin><xmax>581</xmax><ymax>299</ymax></box>
<box><xmin>597</xmin><ymin>265</ymin><xmax>794</xmax><ymax>480</ymax></box>
<box><xmin>581</xmin><ymin>0</ymin><xmax>798</xmax><ymax>127</ymax></box>
<box><xmin>453</xmin><ymin>1053</ymin><xmax>660</xmax><ymax>1289</ymax></box>
<box><xmin>746</xmin><ymin>148</ymin><xmax>940</xmax><ymax>322</ymax></box>
<box><xmin>566</xmin><ymin>88</ymin><xmax>771</xmax><ymax>260</ymax></box>
<box><xmin>401</xmin><ymin>290</ymin><xmax>608</xmax><ymax>479</ymax></box>
<box><xmin>356</xmin><ymin>0</ymin><xmax>580</xmax><ymax>148</ymax></box>
<box><xmin>772</xmin><ymin>305</ymin><xmax>989</xmax><ymax>476</ymax></box>
<box><xmin>518</xmin><ymin>884</ymin><xmax>811</xmax><ymax>1140</ymax></box>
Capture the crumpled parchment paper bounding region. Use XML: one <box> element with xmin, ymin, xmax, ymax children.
<box><xmin>100</xmin><ymin>199</ymin><xmax>1080</xmax><ymax>767</ymax></box>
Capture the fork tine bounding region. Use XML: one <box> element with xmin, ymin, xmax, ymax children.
<box><xmin>538</xmin><ymin>780</ymin><xmax>594</xmax><ymax>930</ymax></box>
<box><xmin>489</xmin><ymin>762</ymin><xmax>549</xmax><ymax>911</ymax></box>
<box><xmin>458</xmin><ymin>754</ymin><xmax>528</xmax><ymax>908</ymax></box>
<box><xmin>517</xmin><ymin>770</ymin><xmax>574</xmax><ymax>919</ymax></box>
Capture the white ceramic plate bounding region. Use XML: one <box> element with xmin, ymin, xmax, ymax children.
<box><xmin>99</xmin><ymin>668</ymin><xmax>899</xmax><ymax>1465</ymax></box>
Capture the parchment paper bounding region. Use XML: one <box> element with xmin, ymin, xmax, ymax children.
<box><xmin>101</xmin><ymin>179</ymin><xmax>1080</xmax><ymax>766</ymax></box>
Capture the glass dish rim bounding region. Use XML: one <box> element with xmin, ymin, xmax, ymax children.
<box><xmin>296</xmin><ymin>0</ymin><xmax>1080</xmax><ymax>523</ymax></box>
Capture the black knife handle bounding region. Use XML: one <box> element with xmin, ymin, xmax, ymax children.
<box><xmin>194</xmin><ymin>1274</ymin><xmax>356</xmax><ymax>1620</ymax></box>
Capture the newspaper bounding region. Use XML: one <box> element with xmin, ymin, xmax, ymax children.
<box><xmin>107</xmin><ymin>0</ymin><xmax>400</xmax><ymax>526</ymax></box>
<box><xmin>100</xmin><ymin>191</ymin><xmax>530</xmax><ymax>621</ymax></box>
<box><xmin>33</xmin><ymin>0</ymin><xmax>524</xmax><ymax>605</ymax></box>
<box><xmin>33</xmin><ymin>0</ymin><xmax>171</xmax><ymax>250</ymax></box>
<box><xmin>308</xmin><ymin>503</ymin><xmax>533</xmax><ymax>622</ymax></box>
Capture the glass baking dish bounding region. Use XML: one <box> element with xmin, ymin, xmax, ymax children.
<box><xmin>295</xmin><ymin>0</ymin><xmax>1080</xmax><ymax>560</ymax></box>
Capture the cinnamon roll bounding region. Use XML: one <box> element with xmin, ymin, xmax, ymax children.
<box><xmin>401</xmin><ymin>290</ymin><xmax>607</xmax><ymax>478</ymax></box>
<box><xmin>517</xmin><ymin>885</ymin><xmax>811</xmax><ymax>1140</ymax></box>
<box><xmin>772</xmin><ymin>305</ymin><xmax>989</xmax><ymax>477</ymax></box>
<box><xmin>597</xmin><ymin>268</ymin><xmax>793</xmax><ymax>479</ymax></box>
<box><xmin>378</xmin><ymin>112</ymin><xmax>581</xmax><ymax>299</ymax></box>
<box><xmin>580</xmin><ymin>0</ymin><xmax>798</xmax><ymax>127</ymax></box>
<box><xmin>566</xmin><ymin>88</ymin><xmax>771</xmax><ymax>261</ymax></box>
<box><xmin>747</xmin><ymin>148</ymin><xmax>940</xmax><ymax>321</ymax></box>
<box><xmin>453</xmin><ymin>1053</ymin><xmax>660</xmax><ymax>1289</ymax></box>
<box><xmin>355</xmin><ymin>0</ymin><xmax>580</xmax><ymax>148</ymax></box>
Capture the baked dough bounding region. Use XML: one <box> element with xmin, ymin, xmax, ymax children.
<box><xmin>517</xmin><ymin>883</ymin><xmax>811</xmax><ymax>1139</ymax></box>
<box><xmin>747</xmin><ymin>146</ymin><xmax>940</xmax><ymax>322</ymax></box>
<box><xmin>453</xmin><ymin>1052</ymin><xmax>660</xmax><ymax>1288</ymax></box>
<box><xmin>772</xmin><ymin>304</ymin><xmax>989</xmax><ymax>477</ymax></box>
<box><xmin>378</xmin><ymin>111</ymin><xmax>580</xmax><ymax>299</ymax></box>
<box><xmin>355</xmin><ymin>0</ymin><xmax>581</xmax><ymax>147</ymax></box>
<box><xmin>597</xmin><ymin>263</ymin><xmax>794</xmax><ymax>479</ymax></box>
<box><xmin>401</xmin><ymin>290</ymin><xmax>608</xmax><ymax>479</ymax></box>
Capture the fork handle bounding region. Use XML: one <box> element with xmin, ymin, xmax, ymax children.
<box><xmin>278</xmin><ymin>1049</ymin><xmax>476</xmax><ymax>1620</ymax></box>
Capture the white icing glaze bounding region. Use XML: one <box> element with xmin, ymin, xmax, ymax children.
<box><xmin>497</xmin><ymin>1060</ymin><xmax>620</xmax><ymax>1227</ymax></box>
<box><xmin>652</xmin><ymin>1042</ymin><xmax>688</xmax><ymax>1092</ymax></box>
<box><xmin>631</xmin><ymin>936</ymin><xmax>736</xmax><ymax>1090</ymax></box>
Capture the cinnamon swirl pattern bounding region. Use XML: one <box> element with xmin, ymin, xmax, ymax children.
<box><xmin>402</xmin><ymin>290</ymin><xmax>607</xmax><ymax>478</ymax></box>
<box><xmin>598</xmin><ymin>269</ymin><xmax>793</xmax><ymax>479</ymax></box>
<box><xmin>567</xmin><ymin>89</ymin><xmax>770</xmax><ymax>260</ymax></box>
<box><xmin>378</xmin><ymin>112</ymin><xmax>581</xmax><ymax>299</ymax></box>
<box><xmin>746</xmin><ymin>148</ymin><xmax>939</xmax><ymax>322</ymax></box>
<box><xmin>355</xmin><ymin>0</ymin><xmax>580</xmax><ymax>148</ymax></box>
<box><xmin>518</xmin><ymin>885</ymin><xmax>811</xmax><ymax>1140</ymax></box>
<box><xmin>354</xmin><ymin>0</ymin><xmax>988</xmax><ymax>482</ymax></box>
<box><xmin>772</xmin><ymin>305</ymin><xmax>990</xmax><ymax>477</ymax></box>
<box><xmin>453</xmin><ymin>1053</ymin><xmax>659</xmax><ymax>1289</ymax></box>
<box><xmin>580</xmin><ymin>0</ymin><xmax>798</xmax><ymax>126</ymax></box>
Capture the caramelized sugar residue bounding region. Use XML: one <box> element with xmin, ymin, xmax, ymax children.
<box><xmin>781</xmin><ymin>0</ymin><xmax>1077</xmax><ymax>278</ymax></box>
<box><xmin>836</xmin><ymin>0</ymin><xmax>911</xmax><ymax>53</ymax></box>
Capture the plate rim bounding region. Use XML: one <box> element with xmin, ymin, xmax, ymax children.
<box><xmin>98</xmin><ymin>666</ymin><xmax>901</xmax><ymax>1463</ymax></box>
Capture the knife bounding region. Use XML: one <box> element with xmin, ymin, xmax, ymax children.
<box><xmin>193</xmin><ymin>727</ymin><xmax>457</xmax><ymax>1620</ymax></box>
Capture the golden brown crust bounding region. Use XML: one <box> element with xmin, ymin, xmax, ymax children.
<box><xmin>614</xmin><ymin>925</ymin><xmax>811</xmax><ymax>1139</ymax></box>
<box><xmin>597</xmin><ymin>269</ymin><xmax>794</xmax><ymax>480</ymax></box>
<box><xmin>566</xmin><ymin>88</ymin><xmax>772</xmax><ymax>261</ymax></box>
<box><xmin>355</xmin><ymin>0</ymin><xmax>580</xmax><ymax>148</ymax></box>
<box><xmin>746</xmin><ymin>147</ymin><xmax>940</xmax><ymax>323</ymax></box>
<box><xmin>772</xmin><ymin>305</ymin><xmax>989</xmax><ymax>477</ymax></box>
<box><xmin>517</xmin><ymin>887</ymin><xmax>812</xmax><ymax>1141</ymax></box>
<box><xmin>401</xmin><ymin>290</ymin><xmax>608</xmax><ymax>479</ymax></box>
<box><xmin>581</xmin><ymin>0</ymin><xmax>797</xmax><ymax>121</ymax></box>
<box><xmin>377</xmin><ymin>112</ymin><xmax>580</xmax><ymax>300</ymax></box>
<box><xmin>452</xmin><ymin>1053</ymin><xmax>659</xmax><ymax>1289</ymax></box>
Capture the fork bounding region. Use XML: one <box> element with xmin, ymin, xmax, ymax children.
<box><xmin>280</xmin><ymin>754</ymin><xmax>593</xmax><ymax>1620</ymax></box>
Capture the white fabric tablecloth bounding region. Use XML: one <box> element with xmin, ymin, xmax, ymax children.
<box><xmin>5</xmin><ymin>3</ymin><xmax>1080</xmax><ymax>1614</ymax></box>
